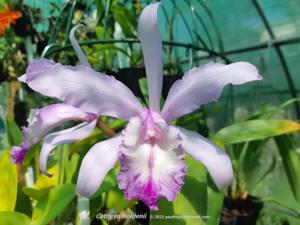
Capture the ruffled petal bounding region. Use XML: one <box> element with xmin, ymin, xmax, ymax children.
<box><xmin>76</xmin><ymin>136</ymin><xmax>121</xmax><ymax>197</ymax></box>
<box><xmin>118</xmin><ymin>113</ymin><xmax>186</xmax><ymax>210</ymax></box>
<box><xmin>138</xmin><ymin>3</ymin><xmax>163</xmax><ymax>111</ymax></box>
<box><xmin>11</xmin><ymin>103</ymin><xmax>96</xmax><ymax>164</ymax></box>
<box><xmin>161</xmin><ymin>62</ymin><xmax>262</xmax><ymax>121</ymax></box>
<box><xmin>40</xmin><ymin>120</ymin><xmax>97</xmax><ymax>176</ymax></box>
<box><xmin>19</xmin><ymin>58</ymin><xmax>143</xmax><ymax>119</ymax></box>
<box><xmin>178</xmin><ymin>127</ymin><xmax>233</xmax><ymax>190</ymax></box>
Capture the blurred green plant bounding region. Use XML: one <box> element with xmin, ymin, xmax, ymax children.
<box><xmin>211</xmin><ymin>99</ymin><xmax>300</xmax><ymax>224</ymax></box>
<box><xmin>23</xmin><ymin>0</ymin><xmax>67</xmax><ymax>33</ymax></box>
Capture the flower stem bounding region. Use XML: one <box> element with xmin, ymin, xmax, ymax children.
<box><xmin>77</xmin><ymin>196</ymin><xmax>90</xmax><ymax>225</ymax></box>
<box><xmin>58</xmin><ymin>145</ymin><xmax>64</xmax><ymax>185</ymax></box>
<box><xmin>97</xmin><ymin>119</ymin><xmax>116</xmax><ymax>137</ymax></box>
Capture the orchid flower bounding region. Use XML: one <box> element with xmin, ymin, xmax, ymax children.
<box><xmin>12</xmin><ymin>3</ymin><xmax>262</xmax><ymax>210</ymax></box>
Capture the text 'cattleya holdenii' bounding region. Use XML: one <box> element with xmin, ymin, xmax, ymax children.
<box><xmin>12</xmin><ymin>3</ymin><xmax>262</xmax><ymax>210</ymax></box>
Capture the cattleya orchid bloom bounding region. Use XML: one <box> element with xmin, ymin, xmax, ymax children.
<box><xmin>12</xmin><ymin>3</ymin><xmax>262</xmax><ymax>210</ymax></box>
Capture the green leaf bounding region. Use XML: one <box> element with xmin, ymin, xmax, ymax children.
<box><xmin>15</xmin><ymin>184</ymin><xmax>33</xmax><ymax>217</ymax></box>
<box><xmin>211</xmin><ymin>119</ymin><xmax>300</xmax><ymax>145</ymax></box>
<box><xmin>31</xmin><ymin>183</ymin><xmax>76</xmax><ymax>225</ymax></box>
<box><xmin>206</xmin><ymin>177</ymin><xmax>223</xmax><ymax>225</ymax></box>
<box><xmin>249</xmin><ymin>98</ymin><xmax>300</xmax><ymax>120</ymax></box>
<box><xmin>22</xmin><ymin>187</ymin><xmax>52</xmax><ymax>201</ymax></box>
<box><xmin>0</xmin><ymin>150</ymin><xmax>18</xmax><ymax>211</ymax></box>
<box><xmin>100</xmin><ymin>219</ymin><xmax>109</xmax><ymax>225</ymax></box>
<box><xmin>112</xmin><ymin>5</ymin><xmax>137</xmax><ymax>38</ymax></box>
<box><xmin>274</xmin><ymin>135</ymin><xmax>300</xmax><ymax>202</ymax></box>
<box><xmin>151</xmin><ymin>155</ymin><xmax>207</xmax><ymax>225</ymax></box>
<box><xmin>48</xmin><ymin>1</ymin><xmax>75</xmax><ymax>42</ymax></box>
<box><xmin>65</xmin><ymin>153</ymin><xmax>79</xmax><ymax>183</ymax></box>
<box><xmin>95</xmin><ymin>26</ymin><xmax>111</xmax><ymax>40</ymax></box>
<box><xmin>23</xmin><ymin>144</ymin><xmax>39</xmax><ymax>166</ymax></box>
<box><xmin>237</xmin><ymin>140</ymin><xmax>268</xmax><ymax>191</ymax></box>
<box><xmin>0</xmin><ymin>212</ymin><xmax>30</xmax><ymax>225</ymax></box>
<box><xmin>2</xmin><ymin>118</ymin><xmax>22</xmax><ymax>148</ymax></box>
<box><xmin>106</xmin><ymin>188</ymin><xmax>134</xmax><ymax>213</ymax></box>
<box><xmin>261</xmin><ymin>197</ymin><xmax>300</xmax><ymax>218</ymax></box>
<box><xmin>251</xmin><ymin>156</ymin><xmax>276</xmax><ymax>193</ymax></box>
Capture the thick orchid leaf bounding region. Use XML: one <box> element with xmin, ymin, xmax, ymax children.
<box><xmin>274</xmin><ymin>135</ymin><xmax>300</xmax><ymax>202</ymax></box>
<box><xmin>31</xmin><ymin>184</ymin><xmax>76</xmax><ymax>225</ymax></box>
<box><xmin>0</xmin><ymin>150</ymin><xmax>18</xmax><ymax>212</ymax></box>
<box><xmin>0</xmin><ymin>212</ymin><xmax>31</xmax><ymax>225</ymax></box>
<box><xmin>211</xmin><ymin>119</ymin><xmax>300</xmax><ymax>145</ymax></box>
<box><xmin>151</xmin><ymin>155</ymin><xmax>207</xmax><ymax>225</ymax></box>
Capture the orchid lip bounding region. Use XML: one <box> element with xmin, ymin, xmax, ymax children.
<box><xmin>118</xmin><ymin>109</ymin><xmax>187</xmax><ymax>210</ymax></box>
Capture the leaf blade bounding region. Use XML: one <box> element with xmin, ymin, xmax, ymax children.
<box><xmin>0</xmin><ymin>150</ymin><xmax>18</xmax><ymax>211</ymax></box>
<box><xmin>31</xmin><ymin>183</ymin><xmax>76</xmax><ymax>225</ymax></box>
<box><xmin>0</xmin><ymin>212</ymin><xmax>30</xmax><ymax>225</ymax></box>
<box><xmin>211</xmin><ymin>119</ymin><xmax>300</xmax><ymax>145</ymax></box>
<box><xmin>274</xmin><ymin>135</ymin><xmax>300</xmax><ymax>202</ymax></box>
